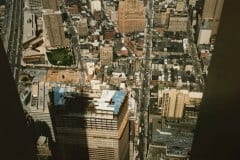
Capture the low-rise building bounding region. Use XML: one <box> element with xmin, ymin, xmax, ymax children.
<box><xmin>147</xmin><ymin>117</ymin><xmax>195</xmax><ymax>160</ymax></box>
<box><xmin>43</xmin><ymin>11</ymin><xmax>68</xmax><ymax>48</ymax></box>
<box><xmin>72</xmin><ymin>16</ymin><xmax>88</xmax><ymax>37</ymax></box>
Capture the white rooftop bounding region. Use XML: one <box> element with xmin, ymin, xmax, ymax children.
<box><xmin>31</xmin><ymin>84</ymin><xmax>38</xmax><ymax>97</ymax></box>
<box><xmin>23</xmin><ymin>9</ymin><xmax>36</xmax><ymax>43</ymax></box>
<box><xmin>189</xmin><ymin>92</ymin><xmax>203</xmax><ymax>99</ymax></box>
<box><xmin>91</xmin><ymin>90</ymin><xmax>127</xmax><ymax>114</ymax></box>
<box><xmin>100</xmin><ymin>90</ymin><xmax>116</xmax><ymax>102</ymax></box>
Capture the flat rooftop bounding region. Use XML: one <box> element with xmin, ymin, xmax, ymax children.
<box><xmin>46</xmin><ymin>69</ymin><xmax>80</xmax><ymax>83</ymax></box>
<box><xmin>147</xmin><ymin>145</ymin><xmax>187</xmax><ymax>160</ymax></box>
<box><xmin>23</xmin><ymin>9</ymin><xmax>36</xmax><ymax>43</ymax></box>
<box><xmin>93</xmin><ymin>90</ymin><xmax>127</xmax><ymax>114</ymax></box>
<box><xmin>52</xmin><ymin>87</ymin><xmax>127</xmax><ymax>115</ymax></box>
<box><xmin>151</xmin><ymin>118</ymin><xmax>193</xmax><ymax>157</ymax></box>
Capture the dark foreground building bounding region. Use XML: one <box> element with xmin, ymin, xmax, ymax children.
<box><xmin>191</xmin><ymin>1</ymin><xmax>240</xmax><ymax>159</ymax></box>
<box><xmin>0</xmin><ymin>38</ymin><xmax>37</xmax><ymax>160</ymax></box>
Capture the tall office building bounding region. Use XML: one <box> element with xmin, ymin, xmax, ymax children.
<box><xmin>49</xmin><ymin>87</ymin><xmax>129</xmax><ymax>160</ymax></box>
<box><xmin>117</xmin><ymin>0</ymin><xmax>145</xmax><ymax>33</ymax></box>
<box><xmin>159</xmin><ymin>89</ymin><xmax>188</xmax><ymax>118</ymax></box>
<box><xmin>43</xmin><ymin>11</ymin><xmax>68</xmax><ymax>47</ymax></box>
<box><xmin>202</xmin><ymin>0</ymin><xmax>224</xmax><ymax>35</ymax></box>
<box><xmin>100</xmin><ymin>42</ymin><xmax>113</xmax><ymax>66</ymax></box>
<box><xmin>158</xmin><ymin>88</ymin><xmax>203</xmax><ymax>118</ymax></box>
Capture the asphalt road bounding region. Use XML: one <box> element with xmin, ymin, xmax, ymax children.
<box><xmin>137</xmin><ymin>0</ymin><xmax>153</xmax><ymax>159</ymax></box>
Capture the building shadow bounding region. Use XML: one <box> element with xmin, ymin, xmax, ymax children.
<box><xmin>48</xmin><ymin>90</ymin><xmax>90</xmax><ymax>160</ymax></box>
<box><xmin>34</xmin><ymin>120</ymin><xmax>56</xmax><ymax>160</ymax></box>
<box><xmin>0</xmin><ymin>38</ymin><xmax>37</xmax><ymax>160</ymax></box>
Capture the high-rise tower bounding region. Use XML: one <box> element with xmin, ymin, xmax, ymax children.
<box><xmin>202</xmin><ymin>0</ymin><xmax>224</xmax><ymax>35</ymax></box>
<box><xmin>49</xmin><ymin>87</ymin><xmax>129</xmax><ymax>160</ymax></box>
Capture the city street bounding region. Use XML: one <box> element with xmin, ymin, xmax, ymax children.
<box><xmin>137</xmin><ymin>0</ymin><xmax>153</xmax><ymax>159</ymax></box>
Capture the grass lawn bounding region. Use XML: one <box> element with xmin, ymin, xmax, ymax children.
<box><xmin>47</xmin><ymin>48</ymin><xmax>75</xmax><ymax>66</ymax></box>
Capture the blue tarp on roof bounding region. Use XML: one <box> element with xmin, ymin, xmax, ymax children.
<box><xmin>111</xmin><ymin>90</ymin><xmax>127</xmax><ymax>114</ymax></box>
<box><xmin>53</xmin><ymin>87</ymin><xmax>66</xmax><ymax>106</ymax></box>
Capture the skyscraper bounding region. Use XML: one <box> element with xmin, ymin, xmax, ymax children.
<box><xmin>100</xmin><ymin>42</ymin><xmax>113</xmax><ymax>66</ymax></box>
<box><xmin>49</xmin><ymin>87</ymin><xmax>129</xmax><ymax>160</ymax></box>
<box><xmin>159</xmin><ymin>89</ymin><xmax>203</xmax><ymax>119</ymax></box>
<box><xmin>202</xmin><ymin>0</ymin><xmax>224</xmax><ymax>35</ymax></box>
<box><xmin>117</xmin><ymin>0</ymin><xmax>145</xmax><ymax>33</ymax></box>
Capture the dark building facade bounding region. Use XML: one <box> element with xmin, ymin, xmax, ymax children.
<box><xmin>49</xmin><ymin>87</ymin><xmax>129</xmax><ymax>160</ymax></box>
<box><xmin>191</xmin><ymin>1</ymin><xmax>240</xmax><ymax>159</ymax></box>
<box><xmin>0</xmin><ymin>38</ymin><xmax>37</xmax><ymax>160</ymax></box>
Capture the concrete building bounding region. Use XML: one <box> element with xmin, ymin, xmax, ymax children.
<box><xmin>49</xmin><ymin>87</ymin><xmax>129</xmax><ymax>160</ymax></box>
<box><xmin>176</xmin><ymin>0</ymin><xmax>186</xmax><ymax>12</ymax></box>
<box><xmin>85</xmin><ymin>62</ymin><xmax>95</xmax><ymax>81</ymax></box>
<box><xmin>159</xmin><ymin>89</ymin><xmax>188</xmax><ymax>118</ymax></box>
<box><xmin>147</xmin><ymin>117</ymin><xmax>194</xmax><ymax>160</ymax></box>
<box><xmin>43</xmin><ymin>11</ymin><xmax>68</xmax><ymax>47</ymax></box>
<box><xmin>42</xmin><ymin>0</ymin><xmax>61</xmax><ymax>11</ymax></box>
<box><xmin>67</xmin><ymin>4</ymin><xmax>79</xmax><ymax>14</ymax></box>
<box><xmin>90</xmin><ymin>0</ymin><xmax>101</xmax><ymax>14</ymax></box>
<box><xmin>72</xmin><ymin>16</ymin><xmax>88</xmax><ymax>37</ymax></box>
<box><xmin>23</xmin><ymin>9</ymin><xmax>37</xmax><ymax>44</ymax></box>
<box><xmin>197</xmin><ymin>29</ymin><xmax>212</xmax><ymax>45</ymax></box>
<box><xmin>102</xmin><ymin>22</ymin><xmax>115</xmax><ymax>40</ymax></box>
<box><xmin>36</xmin><ymin>136</ymin><xmax>52</xmax><ymax>159</ymax></box>
<box><xmin>25</xmin><ymin>80</ymin><xmax>56</xmax><ymax>159</ymax></box>
<box><xmin>158</xmin><ymin>88</ymin><xmax>203</xmax><ymax>119</ymax></box>
<box><xmin>103</xmin><ymin>1</ymin><xmax>118</xmax><ymax>25</ymax></box>
<box><xmin>28</xmin><ymin>0</ymin><xmax>43</xmax><ymax>16</ymax></box>
<box><xmin>202</xmin><ymin>0</ymin><xmax>224</xmax><ymax>35</ymax></box>
<box><xmin>22</xmin><ymin>51</ymin><xmax>45</xmax><ymax>64</ymax></box>
<box><xmin>202</xmin><ymin>0</ymin><xmax>224</xmax><ymax>20</ymax></box>
<box><xmin>189</xmin><ymin>0</ymin><xmax>197</xmax><ymax>6</ymax></box>
<box><xmin>117</xmin><ymin>0</ymin><xmax>145</xmax><ymax>33</ymax></box>
<box><xmin>90</xmin><ymin>0</ymin><xmax>102</xmax><ymax>20</ymax></box>
<box><xmin>100</xmin><ymin>42</ymin><xmax>113</xmax><ymax>66</ymax></box>
<box><xmin>109</xmin><ymin>72</ymin><xmax>127</xmax><ymax>88</ymax></box>
<box><xmin>168</xmin><ymin>14</ymin><xmax>188</xmax><ymax>32</ymax></box>
<box><xmin>153</xmin><ymin>11</ymin><xmax>170</xmax><ymax>29</ymax></box>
